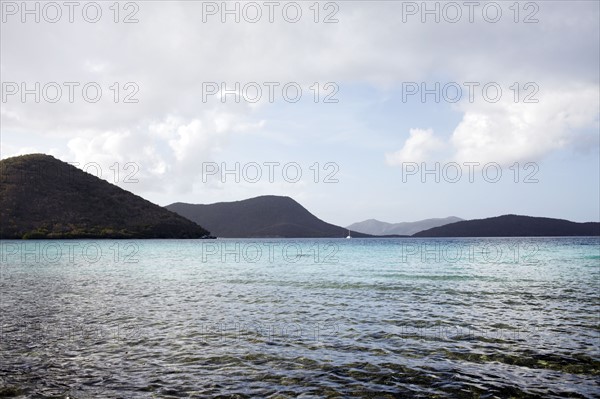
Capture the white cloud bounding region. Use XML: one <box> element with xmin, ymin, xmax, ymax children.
<box><xmin>2</xmin><ymin>1</ymin><xmax>598</xmax><ymax>138</ymax></box>
<box><xmin>84</xmin><ymin>60</ymin><xmax>108</xmax><ymax>74</ymax></box>
<box><xmin>0</xmin><ymin>107</ymin><xmax>20</xmax><ymax>122</ymax></box>
<box><xmin>385</xmin><ymin>128</ymin><xmax>443</xmax><ymax>164</ymax></box>
<box><xmin>385</xmin><ymin>84</ymin><xmax>599</xmax><ymax>168</ymax></box>
<box><xmin>1</xmin><ymin>1</ymin><xmax>598</xmax><ymax>220</ymax></box>
<box><xmin>450</xmin><ymin>85</ymin><xmax>600</xmax><ymax>165</ymax></box>
<box><xmin>56</xmin><ymin>108</ymin><xmax>265</xmax><ymax>196</ymax></box>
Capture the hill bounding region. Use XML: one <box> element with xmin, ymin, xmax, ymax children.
<box><xmin>0</xmin><ymin>154</ymin><xmax>210</xmax><ymax>239</ymax></box>
<box><xmin>166</xmin><ymin>196</ymin><xmax>370</xmax><ymax>238</ymax></box>
<box><xmin>347</xmin><ymin>216</ymin><xmax>462</xmax><ymax>236</ymax></box>
<box><xmin>412</xmin><ymin>215</ymin><xmax>600</xmax><ymax>237</ymax></box>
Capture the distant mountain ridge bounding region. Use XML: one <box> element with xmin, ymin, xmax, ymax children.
<box><xmin>347</xmin><ymin>216</ymin><xmax>463</xmax><ymax>236</ymax></box>
<box><xmin>0</xmin><ymin>154</ymin><xmax>210</xmax><ymax>239</ymax></box>
<box><xmin>3</xmin><ymin>154</ymin><xmax>597</xmax><ymax>240</ymax></box>
<box><xmin>167</xmin><ymin>196</ymin><xmax>370</xmax><ymax>238</ymax></box>
<box><xmin>413</xmin><ymin>215</ymin><xmax>600</xmax><ymax>237</ymax></box>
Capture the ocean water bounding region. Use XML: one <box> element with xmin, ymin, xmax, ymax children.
<box><xmin>0</xmin><ymin>237</ymin><xmax>598</xmax><ymax>398</ymax></box>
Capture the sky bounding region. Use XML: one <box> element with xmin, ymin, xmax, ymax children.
<box><xmin>1</xmin><ymin>0</ymin><xmax>599</xmax><ymax>226</ymax></box>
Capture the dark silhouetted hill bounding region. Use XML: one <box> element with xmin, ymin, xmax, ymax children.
<box><xmin>0</xmin><ymin>154</ymin><xmax>210</xmax><ymax>239</ymax></box>
<box><xmin>413</xmin><ymin>215</ymin><xmax>600</xmax><ymax>237</ymax></box>
<box><xmin>167</xmin><ymin>196</ymin><xmax>370</xmax><ymax>238</ymax></box>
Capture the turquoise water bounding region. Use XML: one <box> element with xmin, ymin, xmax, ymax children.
<box><xmin>1</xmin><ymin>237</ymin><xmax>598</xmax><ymax>398</ymax></box>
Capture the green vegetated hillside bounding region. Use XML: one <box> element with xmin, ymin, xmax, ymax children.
<box><xmin>0</xmin><ymin>154</ymin><xmax>210</xmax><ymax>239</ymax></box>
<box><xmin>167</xmin><ymin>195</ymin><xmax>370</xmax><ymax>238</ymax></box>
<box><xmin>413</xmin><ymin>215</ymin><xmax>600</xmax><ymax>237</ymax></box>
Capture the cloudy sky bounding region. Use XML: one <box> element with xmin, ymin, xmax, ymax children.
<box><xmin>1</xmin><ymin>1</ymin><xmax>599</xmax><ymax>225</ymax></box>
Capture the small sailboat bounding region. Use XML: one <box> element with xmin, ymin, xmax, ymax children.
<box><xmin>346</xmin><ymin>229</ymin><xmax>352</xmax><ymax>239</ymax></box>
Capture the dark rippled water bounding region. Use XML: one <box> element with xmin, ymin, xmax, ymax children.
<box><xmin>1</xmin><ymin>237</ymin><xmax>599</xmax><ymax>398</ymax></box>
